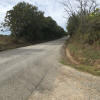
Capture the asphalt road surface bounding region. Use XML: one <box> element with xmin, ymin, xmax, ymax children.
<box><xmin>0</xmin><ymin>38</ymin><xmax>65</xmax><ymax>100</ymax></box>
<box><xmin>0</xmin><ymin>38</ymin><xmax>100</xmax><ymax>100</ymax></box>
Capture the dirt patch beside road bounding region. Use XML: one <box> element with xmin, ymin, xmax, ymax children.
<box><xmin>66</xmin><ymin>48</ymin><xmax>79</xmax><ymax>65</ymax></box>
<box><xmin>29</xmin><ymin>65</ymin><xmax>100</xmax><ymax>100</ymax></box>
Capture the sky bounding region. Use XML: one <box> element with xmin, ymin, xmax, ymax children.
<box><xmin>0</xmin><ymin>0</ymin><xmax>67</xmax><ymax>34</ymax></box>
<box><xmin>0</xmin><ymin>0</ymin><xmax>100</xmax><ymax>35</ymax></box>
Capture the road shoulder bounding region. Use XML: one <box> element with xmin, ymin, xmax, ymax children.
<box><xmin>28</xmin><ymin>65</ymin><xmax>100</xmax><ymax>100</ymax></box>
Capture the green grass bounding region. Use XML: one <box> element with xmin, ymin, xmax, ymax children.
<box><xmin>75</xmin><ymin>64</ymin><xmax>100</xmax><ymax>76</ymax></box>
<box><xmin>62</xmin><ymin>38</ymin><xmax>100</xmax><ymax>76</ymax></box>
<box><xmin>67</xmin><ymin>41</ymin><xmax>100</xmax><ymax>66</ymax></box>
<box><xmin>61</xmin><ymin>59</ymin><xmax>100</xmax><ymax>76</ymax></box>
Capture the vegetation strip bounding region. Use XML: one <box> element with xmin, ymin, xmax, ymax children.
<box><xmin>0</xmin><ymin>2</ymin><xmax>66</xmax><ymax>51</ymax></box>
<box><xmin>66</xmin><ymin>48</ymin><xmax>79</xmax><ymax>65</ymax></box>
<box><xmin>61</xmin><ymin>0</ymin><xmax>100</xmax><ymax>76</ymax></box>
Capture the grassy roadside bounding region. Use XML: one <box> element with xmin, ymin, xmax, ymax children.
<box><xmin>61</xmin><ymin>38</ymin><xmax>100</xmax><ymax>76</ymax></box>
<box><xmin>0</xmin><ymin>35</ymin><xmax>63</xmax><ymax>52</ymax></box>
<box><xmin>0</xmin><ymin>35</ymin><xmax>32</xmax><ymax>51</ymax></box>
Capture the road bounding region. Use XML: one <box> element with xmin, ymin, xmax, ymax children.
<box><xmin>0</xmin><ymin>38</ymin><xmax>65</xmax><ymax>100</ymax></box>
<box><xmin>0</xmin><ymin>38</ymin><xmax>100</xmax><ymax>100</ymax></box>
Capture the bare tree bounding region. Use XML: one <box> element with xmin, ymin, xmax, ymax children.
<box><xmin>61</xmin><ymin>0</ymin><xmax>75</xmax><ymax>17</ymax></box>
<box><xmin>88</xmin><ymin>0</ymin><xmax>98</xmax><ymax>13</ymax></box>
<box><xmin>62</xmin><ymin>0</ymin><xmax>98</xmax><ymax>26</ymax></box>
<box><xmin>62</xmin><ymin>0</ymin><xmax>98</xmax><ymax>16</ymax></box>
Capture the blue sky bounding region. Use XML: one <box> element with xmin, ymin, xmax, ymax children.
<box><xmin>0</xmin><ymin>0</ymin><xmax>100</xmax><ymax>34</ymax></box>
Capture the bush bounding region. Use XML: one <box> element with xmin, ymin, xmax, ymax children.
<box><xmin>67</xmin><ymin>10</ymin><xmax>100</xmax><ymax>45</ymax></box>
<box><xmin>4</xmin><ymin>2</ymin><xmax>65</xmax><ymax>42</ymax></box>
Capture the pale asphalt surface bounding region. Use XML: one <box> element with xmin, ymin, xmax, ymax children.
<box><xmin>0</xmin><ymin>38</ymin><xmax>100</xmax><ymax>100</ymax></box>
<box><xmin>0</xmin><ymin>38</ymin><xmax>65</xmax><ymax>100</ymax></box>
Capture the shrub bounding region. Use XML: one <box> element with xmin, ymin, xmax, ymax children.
<box><xmin>4</xmin><ymin>2</ymin><xmax>65</xmax><ymax>42</ymax></box>
<box><xmin>67</xmin><ymin>9</ymin><xmax>100</xmax><ymax>45</ymax></box>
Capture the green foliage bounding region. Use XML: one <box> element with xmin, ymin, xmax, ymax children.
<box><xmin>65</xmin><ymin>39</ymin><xmax>100</xmax><ymax>76</ymax></box>
<box><xmin>67</xmin><ymin>9</ymin><xmax>100</xmax><ymax>45</ymax></box>
<box><xmin>90</xmin><ymin>8</ymin><xmax>100</xmax><ymax>17</ymax></box>
<box><xmin>67</xmin><ymin>14</ymin><xmax>80</xmax><ymax>35</ymax></box>
<box><xmin>84</xmin><ymin>14</ymin><xmax>100</xmax><ymax>44</ymax></box>
<box><xmin>42</xmin><ymin>17</ymin><xmax>65</xmax><ymax>40</ymax></box>
<box><xmin>4</xmin><ymin>2</ymin><xmax>65</xmax><ymax>42</ymax></box>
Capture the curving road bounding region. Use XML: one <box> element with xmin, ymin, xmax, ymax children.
<box><xmin>0</xmin><ymin>38</ymin><xmax>100</xmax><ymax>100</ymax></box>
<box><xmin>0</xmin><ymin>38</ymin><xmax>65</xmax><ymax>100</ymax></box>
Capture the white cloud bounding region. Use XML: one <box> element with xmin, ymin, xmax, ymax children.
<box><xmin>0</xmin><ymin>0</ymin><xmax>100</xmax><ymax>34</ymax></box>
<box><xmin>0</xmin><ymin>0</ymin><xmax>66</xmax><ymax>32</ymax></box>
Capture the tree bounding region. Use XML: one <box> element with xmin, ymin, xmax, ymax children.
<box><xmin>41</xmin><ymin>16</ymin><xmax>65</xmax><ymax>40</ymax></box>
<box><xmin>4</xmin><ymin>2</ymin><xmax>44</xmax><ymax>41</ymax></box>
<box><xmin>63</xmin><ymin>0</ymin><xmax>100</xmax><ymax>44</ymax></box>
<box><xmin>4</xmin><ymin>2</ymin><xmax>65</xmax><ymax>42</ymax></box>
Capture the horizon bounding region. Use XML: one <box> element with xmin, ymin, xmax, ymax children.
<box><xmin>0</xmin><ymin>0</ymin><xmax>100</xmax><ymax>35</ymax></box>
<box><xmin>0</xmin><ymin>0</ymin><xmax>67</xmax><ymax>35</ymax></box>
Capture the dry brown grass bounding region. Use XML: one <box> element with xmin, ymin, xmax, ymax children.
<box><xmin>62</xmin><ymin>38</ymin><xmax>100</xmax><ymax>76</ymax></box>
<box><xmin>0</xmin><ymin>35</ymin><xmax>30</xmax><ymax>51</ymax></box>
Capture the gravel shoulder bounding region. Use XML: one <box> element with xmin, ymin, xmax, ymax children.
<box><xmin>29</xmin><ymin>65</ymin><xmax>100</xmax><ymax>100</ymax></box>
<box><xmin>0</xmin><ymin>37</ymin><xmax>100</xmax><ymax>100</ymax></box>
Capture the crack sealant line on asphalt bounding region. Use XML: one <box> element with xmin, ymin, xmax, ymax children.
<box><xmin>28</xmin><ymin>68</ymin><xmax>50</xmax><ymax>98</ymax></box>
